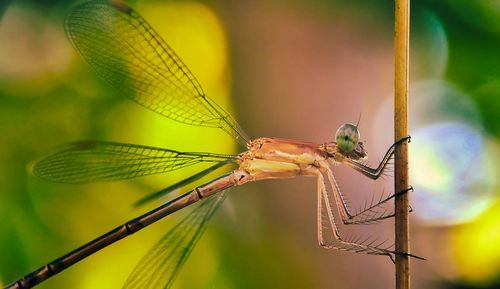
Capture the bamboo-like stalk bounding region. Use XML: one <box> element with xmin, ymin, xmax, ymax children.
<box><xmin>394</xmin><ymin>0</ymin><xmax>410</xmax><ymax>288</ymax></box>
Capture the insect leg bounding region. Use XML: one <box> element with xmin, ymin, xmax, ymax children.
<box><xmin>316</xmin><ymin>173</ymin><xmax>395</xmax><ymax>257</ymax></box>
<box><xmin>325</xmin><ymin>163</ymin><xmax>413</xmax><ymax>224</ymax></box>
<box><xmin>345</xmin><ymin>135</ymin><xmax>410</xmax><ymax>180</ymax></box>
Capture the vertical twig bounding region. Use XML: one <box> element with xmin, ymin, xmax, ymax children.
<box><xmin>394</xmin><ymin>0</ymin><xmax>410</xmax><ymax>289</ymax></box>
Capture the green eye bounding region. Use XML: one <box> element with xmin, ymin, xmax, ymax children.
<box><xmin>335</xmin><ymin>123</ymin><xmax>360</xmax><ymax>153</ymax></box>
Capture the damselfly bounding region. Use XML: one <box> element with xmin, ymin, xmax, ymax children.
<box><xmin>4</xmin><ymin>1</ymin><xmax>421</xmax><ymax>288</ymax></box>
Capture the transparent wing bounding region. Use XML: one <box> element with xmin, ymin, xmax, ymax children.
<box><xmin>123</xmin><ymin>191</ymin><xmax>227</xmax><ymax>289</ymax></box>
<box><xmin>65</xmin><ymin>0</ymin><xmax>249</xmax><ymax>146</ymax></box>
<box><xmin>33</xmin><ymin>141</ymin><xmax>236</xmax><ymax>184</ymax></box>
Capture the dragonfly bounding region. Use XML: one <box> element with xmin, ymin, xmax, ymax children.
<box><xmin>4</xmin><ymin>1</ymin><xmax>422</xmax><ymax>288</ymax></box>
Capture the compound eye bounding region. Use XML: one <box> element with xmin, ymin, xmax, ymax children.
<box><xmin>335</xmin><ymin>123</ymin><xmax>360</xmax><ymax>153</ymax></box>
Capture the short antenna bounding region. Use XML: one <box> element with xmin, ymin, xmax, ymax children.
<box><xmin>355</xmin><ymin>112</ymin><xmax>362</xmax><ymax>129</ymax></box>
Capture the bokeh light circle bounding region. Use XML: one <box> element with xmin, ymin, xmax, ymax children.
<box><xmin>373</xmin><ymin>80</ymin><xmax>497</xmax><ymax>225</ymax></box>
<box><xmin>410</xmin><ymin>122</ymin><xmax>494</xmax><ymax>225</ymax></box>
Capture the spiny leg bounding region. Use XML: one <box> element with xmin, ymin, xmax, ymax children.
<box><xmin>319</xmin><ymin>171</ymin><xmax>353</xmax><ymax>221</ymax></box>
<box><xmin>316</xmin><ymin>175</ymin><xmax>424</xmax><ymax>260</ymax></box>
<box><xmin>324</xmin><ymin>164</ymin><xmax>413</xmax><ymax>225</ymax></box>
<box><xmin>316</xmin><ymin>174</ymin><xmax>394</xmax><ymax>257</ymax></box>
<box><xmin>344</xmin><ymin>186</ymin><xmax>413</xmax><ymax>225</ymax></box>
<box><xmin>345</xmin><ymin>135</ymin><xmax>410</xmax><ymax>180</ymax></box>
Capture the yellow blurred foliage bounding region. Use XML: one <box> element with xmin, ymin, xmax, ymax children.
<box><xmin>452</xmin><ymin>198</ymin><xmax>500</xmax><ymax>285</ymax></box>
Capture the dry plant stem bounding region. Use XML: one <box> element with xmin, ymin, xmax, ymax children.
<box><xmin>394</xmin><ymin>0</ymin><xmax>410</xmax><ymax>288</ymax></box>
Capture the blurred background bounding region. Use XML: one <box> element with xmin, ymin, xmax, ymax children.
<box><xmin>1</xmin><ymin>0</ymin><xmax>499</xmax><ymax>288</ymax></box>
